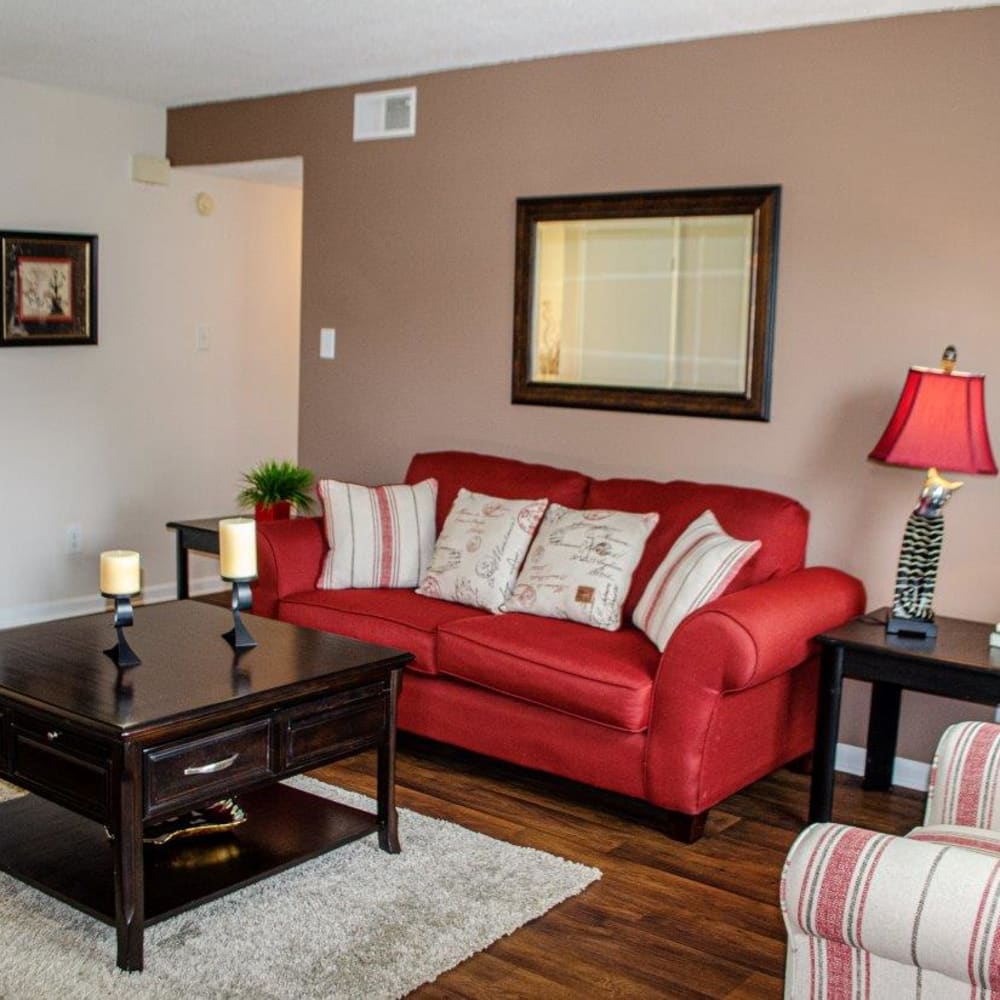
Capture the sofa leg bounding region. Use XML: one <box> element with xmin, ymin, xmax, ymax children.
<box><xmin>640</xmin><ymin>805</ymin><xmax>709</xmax><ymax>843</ymax></box>
<box><xmin>663</xmin><ymin>809</ymin><xmax>709</xmax><ymax>844</ymax></box>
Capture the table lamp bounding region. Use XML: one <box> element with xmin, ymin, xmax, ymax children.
<box><xmin>869</xmin><ymin>346</ymin><xmax>997</xmax><ymax>638</ymax></box>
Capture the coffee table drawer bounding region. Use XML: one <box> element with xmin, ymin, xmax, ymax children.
<box><xmin>279</xmin><ymin>683</ymin><xmax>386</xmax><ymax>770</ymax></box>
<box><xmin>145</xmin><ymin>718</ymin><xmax>273</xmax><ymax>818</ymax></box>
<box><xmin>9</xmin><ymin>713</ymin><xmax>110</xmax><ymax>821</ymax></box>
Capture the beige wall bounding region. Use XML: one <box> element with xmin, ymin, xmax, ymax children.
<box><xmin>0</xmin><ymin>77</ymin><xmax>302</xmax><ymax>624</ymax></box>
<box><xmin>168</xmin><ymin>9</ymin><xmax>1000</xmax><ymax>762</ymax></box>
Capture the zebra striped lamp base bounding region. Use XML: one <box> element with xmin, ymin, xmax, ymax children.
<box><xmin>886</xmin><ymin>509</ymin><xmax>945</xmax><ymax>639</ymax></box>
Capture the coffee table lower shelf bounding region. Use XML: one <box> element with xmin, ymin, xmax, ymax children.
<box><xmin>0</xmin><ymin>783</ymin><xmax>374</xmax><ymax>926</ymax></box>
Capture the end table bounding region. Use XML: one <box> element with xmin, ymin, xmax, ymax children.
<box><xmin>809</xmin><ymin>609</ymin><xmax>1000</xmax><ymax>824</ymax></box>
<box><xmin>166</xmin><ymin>517</ymin><xmax>236</xmax><ymax>599</ymax></box>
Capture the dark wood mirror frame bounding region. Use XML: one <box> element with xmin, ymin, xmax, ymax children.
<box><xmin>511</xmin><ymin>186</ymin><xmax>780</xmax><ymax>420</ymax></box>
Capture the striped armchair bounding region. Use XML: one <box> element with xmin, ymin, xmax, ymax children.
<box><xmin>782</xmin><ymin>721</ymin><xmax>1000</xmax><ymax>999</ymax></box>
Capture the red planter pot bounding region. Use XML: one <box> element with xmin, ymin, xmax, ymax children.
<box><xmin>254</xmin><ymin>501</ymin><xmax>292</xmax><ymax>522</ymax></box>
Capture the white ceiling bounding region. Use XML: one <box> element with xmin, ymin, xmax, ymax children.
<box><xmin>0</xmin><ymin>0</ymin><xmax>992</xmax><ymax>109</ymax></box>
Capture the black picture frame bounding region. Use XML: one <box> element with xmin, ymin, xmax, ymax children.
<box><xmin>512</xmin><ymin>186</ymin><xmax>780</xmax><ymax>421</ymax></box>
<box><xmin>1</xmin><ymin>230</ymin><xmax>98</xmax><ymax>347</ymax></box>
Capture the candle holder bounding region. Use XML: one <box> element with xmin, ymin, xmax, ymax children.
<box><xmin>222</xmin><ymin>577</ymin><xmax>258</xmax><ymax>650</ymax></box>
<box><xmin>102</xmin><ymin>593</ymin><xmax>142</xmax><ymax>668</ymax></box>
<box><xmin>231</xmin><ymin>653</ymin><xmax>252</xmax><ymax>696</ymax></box>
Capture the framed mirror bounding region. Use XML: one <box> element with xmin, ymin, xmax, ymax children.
<box><xmin>512</xmin><ymin>186</ymin><xmax>780</xmax><ymax>420</ymax></box>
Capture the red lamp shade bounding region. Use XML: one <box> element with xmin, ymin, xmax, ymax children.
<box><xmin>869</xmin><ymin>366</ymin><xmax>998</xmax><ymax>475</ymax></box>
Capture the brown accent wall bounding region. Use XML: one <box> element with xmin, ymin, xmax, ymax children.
<box><xmin>169</xmin><ymin>9</ymin><xmax>1000</xmax><ymax>763</ymax></box>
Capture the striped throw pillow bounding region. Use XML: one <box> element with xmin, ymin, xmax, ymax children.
<box><xmin>633</xmin><ymin>509</ymin><xmax>760</xmax><ymax>652</ymax></box>
<box><xmin>317</xmin><ymin>478</ymin><xmax>437</xmax><ymax>589</ymax></box>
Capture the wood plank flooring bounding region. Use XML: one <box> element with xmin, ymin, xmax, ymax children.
<box><xmin>312</xmin><ymin>736</ymin><xmax>925</xmax><ymax>999</ymax></box>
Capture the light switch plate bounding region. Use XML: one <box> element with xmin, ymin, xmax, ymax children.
<box><xmin>320</xmin><ymin>327</ymin><xmax>336</xmax><ymax>360</ymax></box>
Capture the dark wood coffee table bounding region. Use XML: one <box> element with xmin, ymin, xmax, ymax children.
<box><xmin>0</xmin><ymin>601</ymin><xmax>411</xmax><ymax>971</ymax></box>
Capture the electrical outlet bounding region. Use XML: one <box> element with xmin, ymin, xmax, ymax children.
<box><xmin>195</xmin><ymin>324</ymin><xmax>211</xmax><ymax>351</ymax></box>
<box><xmin>66</xmin><ymin>523</ymin><xmax>82</xmax><ymax>555</ymax></box>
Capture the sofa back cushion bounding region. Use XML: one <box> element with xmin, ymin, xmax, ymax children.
<box><xmin>405</xmin><ymin>451</ymin><xmax>590</xmax><ymax>532</ymax></box>
<box><xmin>585</xmin><ymin>478</ymin><xmax>808</xmax><ymax>618</ymax></box>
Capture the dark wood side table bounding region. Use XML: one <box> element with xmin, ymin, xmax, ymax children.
<box><xmin>166</xmin><ymin>516</ymin><xmax>235</xmax><ymax>599</ymax></box>
<box><xmin>809</xmin><ymin>609</ymin><xmax>1000</xmax><ymax>823</ymax></box>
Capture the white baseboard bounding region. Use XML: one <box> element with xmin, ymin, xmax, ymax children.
<box><xmin>0</xmin><ymin>576</ymin><xmax>227</xmax><ymax>631</ymax></box>
<box><xmin>835</xmin><ymin>741</ymin><xmax>930</xmax><ymax>792</ymax></box>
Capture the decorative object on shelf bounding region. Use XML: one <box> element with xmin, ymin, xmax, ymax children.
<box><xmin>143</xmin><ymin>797</ymin><xmax>247</xmax><ymax>846</ymax></box>
<box><xmin>99</xmin><ymin>550</ymin><xmax>142</xmax><ymax>668</ymax></box>
<box><xmin>236</xmin><ymin>459</ymin><xmax>315</xmax><ymax>521</ymax></box>
<box><xmin>218</xmin><ymin>517</ymin><xmax>258</xmax><ymax>649</ymax></box>
<box><xmin>869</xmin><ymin>346</ymin><xmax>997</xmax><ymax>639</ymax></box>
<box><xmin>1</xmin><ymin>231</ymin><xmax>98</xmax><ymax>346</ymax></box>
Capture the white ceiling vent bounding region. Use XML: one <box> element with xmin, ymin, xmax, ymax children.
<box><xmin>353</xmin><ymin>86</ymin><xmax>417</xmax><ymax>142</ymax></box>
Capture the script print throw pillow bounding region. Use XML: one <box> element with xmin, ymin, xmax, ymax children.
<box><xmin>502</xmin><ymin>504</ymin><xmax>658</xmax><ymax>630</ymax></box>
<box><xmin>317</xmin><ymin>477</ymin><xmax>437</xmax><ymax>589</ymax></box>
<box><xmin>633</xmin><ymin>509</ymin><xmax>761</xmax><ymax>651</ymax></box>
<box><xmin>416</xmin><ymin>489</ymin><xmax>548</xmax><ymax>612</ymax></box>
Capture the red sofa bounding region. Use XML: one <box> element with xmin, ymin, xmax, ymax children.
<box><xmin>254</xmin><ymin>450</ymin><xmax>864</xmax><ymax>841</ymax></box>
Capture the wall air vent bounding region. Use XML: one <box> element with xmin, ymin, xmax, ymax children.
<box><xmin>353</xmin><ymin>87</ymin><xmax>417</xmax><ymax>142</ymax></box>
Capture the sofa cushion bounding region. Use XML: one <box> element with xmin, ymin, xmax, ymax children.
<box><xmin>405</xmin><ymin>450</ymin><xmax>589</xmax><ymax>533</ymax></box>
<box><xmin>436</xmin><ymin>613</ymin><xmax>660</xmax><ymax>731</ymax></box>
<box><xmin>317</xmin><ymin>477</ymin><xmax>437</xmax><ymax>589</ymax></box>
<box><xmin>416</xmin><ymin>489</ymin><xmax>548</xmax><ymax>612</ymax></box>
<box><xmin>503</xmin><ymin>504</ymin><xmax>658</xmax><ymax>631</ymax></box>
<box><xmin>278</xmin><ymin>589</ymin><xmax>489</xmax><ymax>675</ymax></box>
<box><xmin>585</xmin><ymin>477</ymin><xmax>808</xmax><ymax>618</ymax></box>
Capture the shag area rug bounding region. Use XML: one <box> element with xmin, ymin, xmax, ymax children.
<box><xmin>0</xmin><ymin>775</ymin><xmax>600</xmax><ymax>999</ymax></box>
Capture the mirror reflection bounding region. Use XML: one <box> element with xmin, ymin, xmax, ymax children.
<box><xmin>533</xmin><ymin>215</ymin><xmax>753</xmax><ymax>393</ymax></box>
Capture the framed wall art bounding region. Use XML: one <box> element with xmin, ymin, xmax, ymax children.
<box><xmin>1</xmin><ymin>230</ymin><xmax>98</xmax><ymax>347</ymax></box>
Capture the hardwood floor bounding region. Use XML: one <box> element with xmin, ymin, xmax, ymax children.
<box><xmin>313</xmin><ymin>737</ymin><xmax>925</xmax><ymax>999</ymax></box>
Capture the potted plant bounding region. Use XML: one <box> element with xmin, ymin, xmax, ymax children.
<box><xmin>236</xmin><ymin>459</ymin><xmax>315</xmax><ymax>522</ymax></box>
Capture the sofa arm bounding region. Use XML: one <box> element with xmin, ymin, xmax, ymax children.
<box><xmin>254</xmin><ymin>517</ymin><xmax>326</xmax><ymax>619</ymax></box>
<box><xmin>925</xmin><ymin>721</ymin><xmax>1000</xmax><ymax>829</ymax></box>
<box><xmin>641</xmin><ymin>567</ymin><xmax>864</xmax><ymax>813</ymax></box>
<box><xmin>660</xmin><ymin>566</ymin><xmax>866</xmax><ymax>693</ymax></box>
<box><xmin>783</xmin><ymin>822</ymin><xmax>1000</xmax><ymax>993</ymax></box>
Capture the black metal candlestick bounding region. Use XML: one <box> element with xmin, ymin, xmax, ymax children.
<box><xmin>103</xmin><ymin>593</ymin><xmax>141</xmax><ymax>668</ymax></box>
<box><xmin>222</xmin><ymin>577</ymin><xmax>258</xmax><ymax>649</ymax></box>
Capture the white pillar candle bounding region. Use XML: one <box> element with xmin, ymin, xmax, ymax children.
<box><xmin>219</xmin><ymin>517</ymin><xmax>257</xmax><ymax>580</ymax></box>
<box><xmin>100</xmin><ymin>550</ymin><xmax>141</xmax><ymax>596</ymax></box>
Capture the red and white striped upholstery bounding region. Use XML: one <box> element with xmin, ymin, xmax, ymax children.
<box><xmin>925</xmin><ymin>721</ymin><xmax>1000</xmax><ymax>830</ymax></box>
<box><xmin>782</xmin><ymin>722</ymin><xmax>1000</xmax><ymax>998</ymax></box>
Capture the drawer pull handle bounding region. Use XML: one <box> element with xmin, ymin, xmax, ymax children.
<box><xmin>183</xmin><ymin>753</ymin><xmax>239</xmax><ymax>776</ymax></box>
<box><xmin>46</xmin><ymin>730</ymin><xmax>61</xmax><ymax>742</ymax></box>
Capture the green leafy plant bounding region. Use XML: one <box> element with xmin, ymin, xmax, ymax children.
<box><xmin>236</xmin><ymin>459</ymin><xmax>315</xmax><ymax>512</ymax></box>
